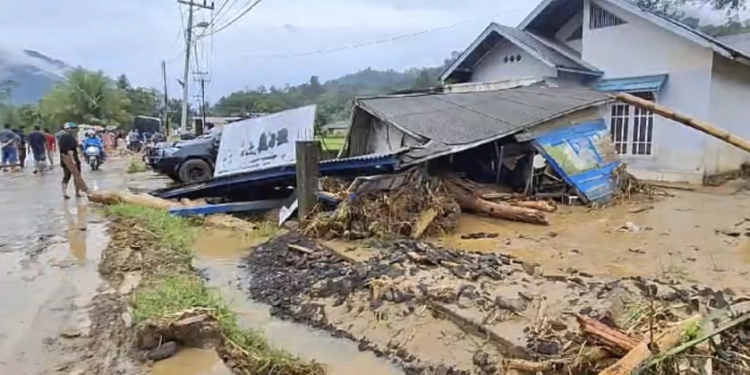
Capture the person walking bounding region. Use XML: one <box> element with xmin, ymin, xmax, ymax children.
<box><xmin>59</xmin><ymin>122</ymin><xmax>84</xmax><ymax>199</ymax></box>
<box><xmin>27</xmin><ymin>126</ymin><xmax>47</xmax><ymax>174</ymax></box>
<box><xmin>14</xmin><ymin>128</ymin><xmax>27</xmax><ymax>169</ymax></box>
<box><xmin>44</xmin><ymin>128</ymin><xmax>56</xmax><ymax>167</ymax></box>
<box><xmin>0</xmin><ymin>124</ymin><xmax>19</xmax><ymax>171</ymax></box>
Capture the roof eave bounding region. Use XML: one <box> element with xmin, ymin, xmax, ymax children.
<box><xmin>557</xmin><ymin>67</ymin><xmax>603</xmax><ymax>76</ymax></box>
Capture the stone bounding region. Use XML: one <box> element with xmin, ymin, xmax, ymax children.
<box><xmin>146</xmin><ymin>341</ymin><xmax>178</xmax><ymax>361</ymax></box>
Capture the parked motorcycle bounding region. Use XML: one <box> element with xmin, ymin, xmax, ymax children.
<box><xmin>84</xmin><ymin>145</ymin><xmax>102</xmax><ymax>171</ymax></box>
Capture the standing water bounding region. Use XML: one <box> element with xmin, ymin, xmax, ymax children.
<box><xmin>192</xmin><ymin>229</ymin><xmax>404</xmax><ymax>375</ymax></box>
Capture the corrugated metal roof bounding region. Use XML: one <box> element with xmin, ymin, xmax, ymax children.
<box><xmin>493</xmin><ymin>24</ymin><xmax>595</xmax><ymax>72</ymax></box>
<box><xmin>357</xmin><ymin>85</ymin><xmax>611</xmax><ymax>146</ymax></box>
<box><xmin>595</xmin><ymin>74</ymin><xmax>668</xmax><ymax>93</ymax></box>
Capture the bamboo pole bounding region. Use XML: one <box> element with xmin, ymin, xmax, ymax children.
<box><xmin>614</xmin><ymin>93</ymin><xmax>750</xmax><ymax>154</ymax></box>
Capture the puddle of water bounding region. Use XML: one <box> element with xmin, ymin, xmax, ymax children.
<box><xmin>194</xmin><ymin>229</ymin><xmax>270</xmax><ymax>260</ymax></box>
<box><xmin>151</xmin><ymin>348</ymin><xmax>231</xmax><ymax>375</ymax></box>
<box><xmin>195</xmin><ymin>246</ymin><xmax>403</xmax><ymax>375</ymax></box>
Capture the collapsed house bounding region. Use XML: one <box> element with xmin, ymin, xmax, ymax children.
<box><xmin>340</xmin><ymin>82</ymin><xmax>621</xmax><ymax>205</ymax></box>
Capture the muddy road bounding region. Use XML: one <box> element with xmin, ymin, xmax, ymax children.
<box><xmin>0</xmin><ymin>160</ymin><xmax>128</xmax><ymax>374</ymax></box>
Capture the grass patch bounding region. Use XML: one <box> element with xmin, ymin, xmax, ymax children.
<box><xmin>127</xmin><ymin>159</ymin><xmax>148</xmax><ymax>174</ymax></box>
<box><xmin>316</xmin><ymin>136</ymin><xmax>345</xmax><ymax>151</ymax></box>
<box><xmin>106</xmin><ymin>203</ymin><xmax>323</xmax><ymax>374</ymax></box>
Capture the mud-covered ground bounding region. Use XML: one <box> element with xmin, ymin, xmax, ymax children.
<box><xmin>0</xmin><ymin>157</ymin><xmax>146</xmax><ymax>375</ymax></box>
<box><xmin>242</xmin><ymin>231</ymin><xmax>743</xmax><ymax>374</ymax></box>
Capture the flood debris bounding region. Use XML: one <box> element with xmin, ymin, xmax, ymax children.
<box><xmin>303</xmin><ymin>172</ymin><xmax>461</xmax><ymax>239</ymax></box>
<box><xmin>242</xmin><ymin>232</ymin><xmax>750</xmax><ymax>375</ymax></box>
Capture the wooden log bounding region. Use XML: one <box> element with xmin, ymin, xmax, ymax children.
<box><xmin>597</xmin><ymin>315</ymin><xmax>701</xmax><ymax>375</ymax></box>
<box><xmin>61</xmin><ymin>154</ymin><xmax>89</xmax><ymax>194</ymax></box>
<box><xmin>445</xmin><ymin>181</ymin><xmax>549</xmax><ymax>225</ymax></box>
<box><xmin>411</xmin><ymin>208</ymin><xmax>438</xmax><ymax>239</ymax></box>
<box><xmin>615</xmin><ymin>93</ymin><xmax>750</xmax><ymax>154</ymax></box>
<box><xmin>510</xmin><ymin>200</ymin><xmax>557</xmax><ymax>213</ymax></box>
<box><xmin>576</xmin><ymin>315</ymin><xmax>640</xmax><ymax>354</ymax></box>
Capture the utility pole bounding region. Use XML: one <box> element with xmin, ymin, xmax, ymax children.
<box><xmin>161</xmin><ymin>60</ymin><xmax>170</xmax><ymax>137</ymax></box>
<box><xmin>177</xmin><ymin>0</ymin><xmax>214</xmax><ymax>133</ymax></box>
<box><xmin>193</xmin><ymin>71</ymin><xmax>209</xmax><ymax>136</ymax></box>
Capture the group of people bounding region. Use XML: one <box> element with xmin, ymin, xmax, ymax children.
<box><xmin>0</xmin><ymin>122</ymin><xmax>97</xmax><ymax>198</ymax></box>
<box><xmin>1</xmin><ymin>124</ymin><xmax>57</xmax><ymax>173</ymax></box>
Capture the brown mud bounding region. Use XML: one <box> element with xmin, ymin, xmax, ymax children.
<box><xmin>242</xmin><ymin>231</ymin><xmax>746</xmax><ymax>374</ymax></box>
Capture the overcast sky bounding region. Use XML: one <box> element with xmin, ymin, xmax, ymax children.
<box><xmin>0</xmin><ymin>0</ymin><xmax>542</xmax><ymax>103</ymax></box>
<box><xmin>0</xmin><ymin>0</ymin><xmax>731</xmax><ymax>105</ymax></box>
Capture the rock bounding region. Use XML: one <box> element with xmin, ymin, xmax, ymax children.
<box><xmin>60</xmin><ymin>329</ymin><xmax>82</xmax><ymax>339</ymax></box>
<box><xmin>146</xmin><ymin>341</ymin><xmax>178</xmax><ymax>361</ymax></box>
<box><xmin>550</xmin><ymin>320</ymin><xmax>568</xmax><ymax>331</ymax></box>
<box><xmin>494</xmin><ymin>296</ymin><xmax>527</xmax><ymax>313</ymax></box>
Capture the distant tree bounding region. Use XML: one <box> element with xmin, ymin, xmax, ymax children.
<box><xmin>116</xmin><ymin>74</ymin><xmax>131</xmax><ymax>91</ymax></box>
<box><xmin>38</xmin><ymin>69</ymin><xmax>130</xmax><ymax>127</ymax></box>
<box><xmin>413</xmin><ymin>70</ymin><xmax>435</xmax><ymax>89</ymax></box>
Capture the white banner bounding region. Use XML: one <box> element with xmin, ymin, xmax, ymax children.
<box><xmin>214</xmin><ymin>105</ymin><xmax>316</xmax><ymax>177</ymax></box>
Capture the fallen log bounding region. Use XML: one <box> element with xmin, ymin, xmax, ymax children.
<box><xmin>89</xmin><ymin>190</ymin><xmax>259</xmax><ymax>232</ymax></box>
<box><xmin>577</xmin><ymin>315</ymin><xmax>640</xmax><ymax>354</ymax></box>
<box><xmin>445</xmin><ymin>181</ymin><xmax>549</xmax><ymax>225</ymax></box>
<box><xmin>61</xmin><ymin>154</ymin><xmax>89</xmax><ymax>194</ymax></box>
<box><xmin>510</xmin><ymin>200</ymin><xmax>557</xmax><ymax>213</ymax></box>
<box><xmin>597</xmin><ymin>315</ymin><xmax>701</xmax><ymax>375</ymax></box>
<box><xmin>615</xmin><ymin>93</ymin><xmax>750</xmax><ymax>154</ymax></box>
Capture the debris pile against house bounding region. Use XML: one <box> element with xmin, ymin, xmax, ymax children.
<box><xmin>243</xmin><ymin>232</ymin><xmax>750</xmax><ymax>375</ymax></box>
<box><xmin>304</xmin><ymin>171</ymin><xmax>461</xmax><ymax>239</ymax></box>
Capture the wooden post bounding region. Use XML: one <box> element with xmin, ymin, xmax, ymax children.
<box><xmin>614</xmin><ymin>93</ymin><xmax>750</xmax><ymax>154</ymax></box>
<box><xmin>295</xmin><ymin>140</ymin><xmax>320</xmax><ymax>221</ymax></box>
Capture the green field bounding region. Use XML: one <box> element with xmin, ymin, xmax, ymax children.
<box><xmin>317</xmin><ymin>136</ymin><xmax>346</xmax><ymax>151</ymax></box>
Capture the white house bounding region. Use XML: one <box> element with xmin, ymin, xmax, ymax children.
<box><xmin>441</xmin><ymin>0</ymin><xmax>750</xmax><ymax>183</ymax></box>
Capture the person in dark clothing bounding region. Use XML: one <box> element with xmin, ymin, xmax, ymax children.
<box><xmin>27</xmin><ymin>126</ymin><xmax>47</xmax><ymax>174</ymax></box>
<box><xmin>59</xmin><ymin>122</ymin><xmax>82</xmax><ymax>199</ymax></box>
<box><xmin>14</xmin><ymin>128</ymin><xmax>26</xmax><ymax>168</ymax></box>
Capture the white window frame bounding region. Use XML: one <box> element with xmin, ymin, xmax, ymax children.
<box><xmin>608</xmin><ymin>91</ymin><xmax>655</xmax><ymax>157</ymax></box>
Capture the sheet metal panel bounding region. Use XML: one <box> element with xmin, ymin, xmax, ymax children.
<box><xmin>533</xmin><ymin>119</ymin><xmax>621</xmax><ymax>204</ymax></box>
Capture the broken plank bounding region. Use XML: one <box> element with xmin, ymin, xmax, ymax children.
<box><xmin>597</xmin><ymin>315</ymin><xmax>701</xmax><ymax>375</ymax></box>
<box><xmin>425</xmin><ymin>299</ymin><xmax>531</xmax><ymax>359</ymax></box>
<box><xmin>168</xmin><ymin>199</ymin><xmax>286</xmax><ymax>217</ymax></box>
<box><xmin>288</xmin><ymin>244</ymin><xmax>314</xmax><ymax>254</ymax></box>
<box><xmin>576</xmin><ymin>315</ymin><xmax>640</xmax><ymax>354</ymax></box>
<box><xmin>411</xmin><ymin>208</ymin><xmax>438</xmax><ymax>239</ymax></box>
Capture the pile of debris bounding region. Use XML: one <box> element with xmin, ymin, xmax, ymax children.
<box><xmin>243</xmin><ymin>232</ymin><xmax>750</xmax><ymax>375</ymax></box>
<box><xmin>304</xmin><ymin>172</ymin><xmax>461</xmax><ymax>239</ymax></box>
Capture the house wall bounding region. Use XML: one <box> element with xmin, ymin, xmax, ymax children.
<box><xmin>583</xmin><ymin>0</ymin><xmax>713</xmax><ymax>183</ymax></box>
<box><xmin>705</xmin><ymin>55</ymin><xmax>750</xmax><ymax>175</ymax></box>
<box><xmin>471</xmin><ymin>40</ymin><xmax>557</xmax><ymax>82</ymax></box>
<box><xmin>554</xmin><ymin>11</ymin><xmax>584</xmax><ymax>52</ymax></box>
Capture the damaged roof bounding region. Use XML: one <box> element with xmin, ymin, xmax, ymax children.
<box><xmin>356</xmin><ymin>85</ymin><xmax>611</xmax><ymax>146</ymax></box>
<box><xmin>440</xmin><ymin>23</ymin><xmax>601</xmax><ymax>82</ymax></box>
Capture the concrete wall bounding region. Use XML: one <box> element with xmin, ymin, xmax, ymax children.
<box><xmin>471</xmin><ymin>40</ymin><xmax>557</xmax><ymax>82</ymax></box>
<box><xmin>554</xmin><ymin>11</ymin><xmax>584</xmax><ymax>52</ymax></box>
<box><xmin>583</xmin><ymin>0</ymin><xmax>713</xmax><ymax>182</ymax></box>
<box><xmin>706</xmin><ymin>55</ymin><xmax>750</xmax><ymax>175</ymax></box>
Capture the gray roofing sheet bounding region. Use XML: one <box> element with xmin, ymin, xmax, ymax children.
<box><xmin>358</xmin><ymin>85</ymin><xmax>610</xmax><ymax>146</ymax></box>
<box><xmin>718</xmin><ymin>33</ymin><xmax>750</xmax><ymax>57</ymax></box>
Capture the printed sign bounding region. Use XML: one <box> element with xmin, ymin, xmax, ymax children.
<box><xmin>214</xmin><ymin>105</ymin><xmax>316</xmax><ymax>177</ymax></box>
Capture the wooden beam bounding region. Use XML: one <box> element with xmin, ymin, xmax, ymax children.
<box><xmin>614</xmin><ymin>93</ymin><xmax>750</xmax><ymax>154</ymax></box>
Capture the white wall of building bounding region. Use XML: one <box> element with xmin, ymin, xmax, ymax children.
<box><xmin>471</xmin><ymin>40</ymin><xmax>557</xmax><ymax>83</ymax></box>
<box><xmin>584</xmin><ymin>0</ymin><xmax>713</xmax><ymax>182</ymax></box>
<box><xmin>706</xmin><ymin>55</ymin><xmax>750</xmax><ymax>175</ymax></box>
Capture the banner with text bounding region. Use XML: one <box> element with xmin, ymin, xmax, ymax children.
<box><xmin>214</xmin><ymin>105</ymin><xmax>316</xmax><ymax>177</ymax></box>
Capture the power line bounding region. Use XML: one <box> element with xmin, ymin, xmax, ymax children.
<box><xmin>241</xmin><ymin>10</ymin><xmax>522</xmax><ymax>58</ymax></box>
<box><xmin>202</xmin><ymin>0</ymin><xmax>264</xmax><ymax>38</ymax></box>
<box><xmin>193</xmin><ymin>0</ymin><xmax>246</xmax><ymax>42</ymax></box>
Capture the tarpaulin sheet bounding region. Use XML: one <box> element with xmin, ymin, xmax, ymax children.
<box><xmin>533</xmin><ymin>119</ymin><xmax>621</xmax><ymax>204</ymax></box>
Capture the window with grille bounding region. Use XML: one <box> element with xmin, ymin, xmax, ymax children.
<box><xmin>590</xmin><ymin>3</ymin><xmax>626</xmax><ymax>29</ymax></box>
<box><xmin>609</xmin><ymin>92</ymin><xmax>654</xmax><ymax>156</ymax></box>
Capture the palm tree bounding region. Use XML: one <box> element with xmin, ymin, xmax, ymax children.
<box><xmin>39</xmin><ymin>69</ymin><xmax>130</xmax><ymax>127</ymax></box>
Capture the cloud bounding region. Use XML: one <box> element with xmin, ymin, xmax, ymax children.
<box><xmin>0</xmin><ymin>0</ymin><xmax>535</xmax><ymax>101</ymax></box>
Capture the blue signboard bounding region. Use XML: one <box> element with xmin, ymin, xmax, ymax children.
<box><xmin>533</xmin><ymin>119</ymin><xmax>621</xmax><ymax>204</ymax></box>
